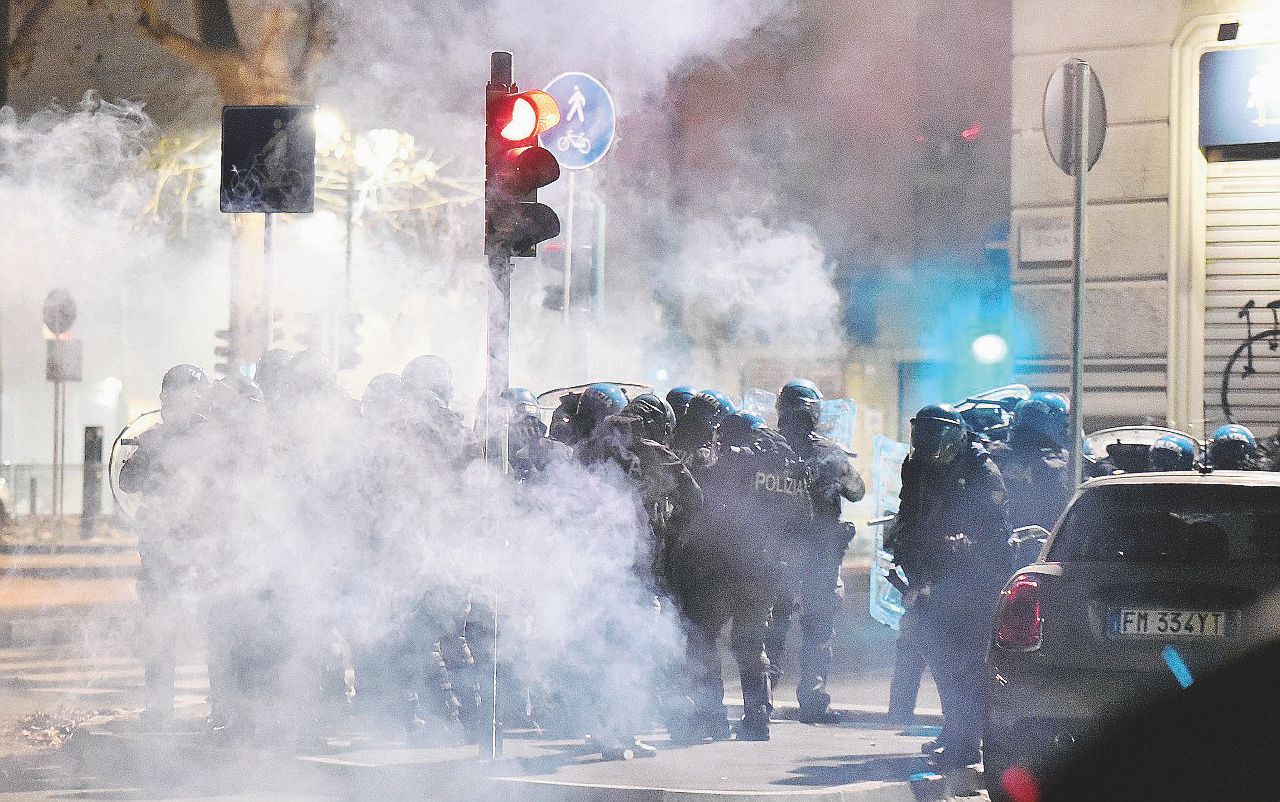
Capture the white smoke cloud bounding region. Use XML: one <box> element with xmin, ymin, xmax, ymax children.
<box><xmin>676</xmin><ymin>216</ymin><xmax>839</xmax><ymax>347</ymax></box>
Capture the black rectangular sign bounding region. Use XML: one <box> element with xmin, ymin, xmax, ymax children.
<box><xmin>220</xmin><ymin>105</ymin><xmax>316</xmax><ymax>213</ymax></box>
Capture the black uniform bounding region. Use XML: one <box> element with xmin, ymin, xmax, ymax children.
<box><xmin>886</xmin><ymin>441</ymin><xmax>1011</xmax><ymax>765</ymax></box>
<box><xmin>120</xmin><ymin>417</ymin><xmax>214</xmax><ymax>725</ymax></box>
<box><xmin>673</xmin><ymin>429</ymin><xmax>811</xmax><ymax>739</ymax></box>
<box><xmin>988</xmin><ymin>440</ymin><xmax>1072</xmax><ymax>531</ymax></box>
<box><xmin>769</xmin><ymin>426</ymin><xmax>865</xmax><ymax>719</ymax></box>
<box><xmin>577</xmin><ymin>413</ymin><xmax>702</xmax><ymax>591</ymax></box>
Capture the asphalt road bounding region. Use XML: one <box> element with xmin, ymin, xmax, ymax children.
<box><xmin>0</xmin><ymin>551</ymin><xmax>955</xmax><ymax>800</ymax></box>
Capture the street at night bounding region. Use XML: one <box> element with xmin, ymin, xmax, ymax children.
<box><xmin>5</xmin><ymin>1</ymin><xmax>1280</xmax><ymax>801</ymax></box>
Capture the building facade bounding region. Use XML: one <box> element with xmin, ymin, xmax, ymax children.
<box><xmin>1012</xmin><ymin>0</ymin><xmax>1280</xmax><ymax>438</ymax></box>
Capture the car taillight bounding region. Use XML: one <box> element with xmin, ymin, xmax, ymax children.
<box><xmin>996</xmin><ymin>573</ymin><xmax>1042</xmax><ymax>651</ymax></box>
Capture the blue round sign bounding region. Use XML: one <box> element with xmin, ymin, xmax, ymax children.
<box><xmin>541</xmin><ymin>72</ymin><xmax>615</xmax><ymax>170</ymax></box>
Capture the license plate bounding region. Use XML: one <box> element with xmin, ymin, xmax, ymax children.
<box><xmin>1108</xmin><ymin>609</ymin><xmax>1235</xmax><ymax>638</ymax></box>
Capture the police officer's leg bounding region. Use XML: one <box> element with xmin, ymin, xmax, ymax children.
<box><xmin>138</xmin><ymin>552</ymin><xmax>178</xmax><ymax>727</ymax></box>
<box><xmin>729</xmin><ymin>578</ymin><xmax>774</xmax><ymax>740</ymax></box>
<box><xmin>764</xmin><ymin>590</ymin><xmax>796</xmax><ymax>686</ymax></box>
<box><xmin>796</xmin><ymin>538</ymin><xmax>846</xmax><ymax>719</ymax></box>
<box><xmin>763</xmin><ymin>545</ymin><xmax>801</xmax><ymax>685</ymax></box>
<box><xmin>944</xmin><ymin>608</ymin><xmax>992</xmax><ymax>764</ymax></box>
<box><xmin>916</xmin><ymin>600</ymin><xmax>981</xmax><ymax>765</ymax></box>
<box><xmin>887</xmin><ymin>604</ymin><xmax>927</xmax><ymax>725</ymax></box>
<box><xmin>679</xmin><ymin>575</ymin><xmax>731</xmax><ymax>739</ymax></box>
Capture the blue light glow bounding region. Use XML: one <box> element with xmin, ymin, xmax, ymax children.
<box><xmin>1162</xmin><ymin>644</ymin><xmax>1194</xmax><ymax>688</ymax></box>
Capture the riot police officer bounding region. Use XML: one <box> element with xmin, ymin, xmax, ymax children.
<box><xmin>570</xmin><ymin>389</ymin><xmax>693</xmax><ymax>759</ymax></box>
<box><xmin>769</xmin><ymin>379</ymin><xmax>864</xmax><ymax>723</ymax></box>
<box><xmin>885</xmin><ymin>404</ymin><xmax>1011</xmax><ymax>770</ymax></box>
<box><xmin>666</xmin><ymin>386</ymin><xmax>696</xmax><ymax>425</ymax></box>
<box><xmin>671</xmin><ymin>390</ymin><xmax>734</xmax><ymax>468</ymax></box>
<box><xmin>120</xmin><ymin>364</ymin><xmax>213</xmax><ymax>728</ymax></box>
<box><xmin>987</xmin><ymin>392</ymin><xmax>1072</xmax><ymax>532</ymax></box>
<box><xmin>568</xmin><ymin>382</ymin><xmax>628</xmax><ymax>444</ymax></box>
<box><xmin>1207</xmin><ymin>424</ymin><xmax>1266</xmax><ymax>470</ymax></box>
<box><xmin>1149</xmin><ymin>433</ymin><xmax>1198</xmax><ymax>471</ymax></box>
<box><xmin>671</xmin><ymin>411</ymin><xmax>811</xmax><ymax>742</ymax></box>
<box><xmin>401</xmin><ymin>354</ymin><xmax>473</xmax><ymax>466</ymax></box>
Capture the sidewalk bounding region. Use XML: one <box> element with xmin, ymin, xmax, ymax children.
<box><xmin>52</xmin><ymin>707</ymin><xmax>985</xmax><ymax>802</ymax></box>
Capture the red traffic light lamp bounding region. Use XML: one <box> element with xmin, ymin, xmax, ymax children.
<box><xmin>486</xmin><ymin>55</ymin><xmax>562</xmax><ymax>257</ymax></box>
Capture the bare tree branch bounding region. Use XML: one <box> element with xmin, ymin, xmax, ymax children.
<box><xmin>293</xmin><ymin>0</ymin><xmax>333</xmax><ymax>87</ymax></box>
<box><xmin>9</xmin><ymin>0</ymin><xmax>57</xmax><ymax>78</ymax></box>
<box><xmin>193</xmin><ymin>0</ymin><xmax>241</xmax><ymax>50</ymax></box>
<box><xmin>137</xmin><ymin>0</ymin><xmax>236</xmax><ymax>78</ymax></box>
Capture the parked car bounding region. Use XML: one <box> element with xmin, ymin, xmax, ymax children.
<box><xmin>984</xmin><ymin>470</ymin><xmax>1280</xmax><ymax>802</ymax></box>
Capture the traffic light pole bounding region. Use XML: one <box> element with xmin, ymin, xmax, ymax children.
<box><xmin>562</xmin><ymin>170</ymin><xmax>576</xmax><ymax>322</ymax></box>
<box><xmin>485</xmin><ymin>252</ymin><xmax>513</xmax><ymax>403</ymax></box>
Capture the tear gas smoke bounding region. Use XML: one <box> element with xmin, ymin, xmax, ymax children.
<box><xmin>675</xmin><ymin>216</ymin><xmax>839</xmax><ymax>347</ymax></box>
<box><xmin>0</xmin><ymin>1</ymin><xmax>853</xmax><ymax>788</ymax></box>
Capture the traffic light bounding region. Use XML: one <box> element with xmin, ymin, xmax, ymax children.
<box><xmin>214</xmin><ymin>326</ymin><xmax>236</xmax><ymax>376</ymax></box>
<box><xmin>338</xmin><ymin>311</ymin><xmax>363</xmax><ymax>370</ymax></box>
<box><xmin>486</xmin><ymin>54</ymin><xmax>562</xmax><ymax>257</ymax></box>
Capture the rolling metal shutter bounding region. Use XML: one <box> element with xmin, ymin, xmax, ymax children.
<box><xmin>1204</xmin><ymin>159</ymin><xmax>1280</xmax><ymax>436</ymax></box>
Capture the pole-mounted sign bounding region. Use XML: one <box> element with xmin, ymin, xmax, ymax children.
<box><xmin>1042</xmin><ymin>59</ymin><xmax>1107</xmax><ymax>486</ymax></box>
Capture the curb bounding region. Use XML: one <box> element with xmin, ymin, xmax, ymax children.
<box><xmin>488</xmin><ymin>778</ymin><xmax>922</xmax><ymax>802</ymax></box>
<box><xmin>0</xmin><ymin>606</ymin><xmax>140</xmax><ymax>648</ymax></box>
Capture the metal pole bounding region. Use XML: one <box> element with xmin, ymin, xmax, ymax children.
<box><xmin>51</xmin><ymin>382</ymin><xmax>59</xmax><ymax>519</ymax></box>
<box><xmin>58</xmin><ymin>381</ymin><xmax>67</xmax><ymax>521</ymax></box>
<box><xmin>592</xmin><ymin>191</ymin><xmax>606</xmax><ymax>321</ymax></box>
<box><xmin>345</xmin><ymin>163</ymin><xmax>355</xmax><ymax>303</ymax></box>
<box><xmin>0</xmin><ymin>0</ymin><xmax>9</xmax><ymax>109</ymax></box>
<box><xmin>1068</xmin><ymin>62</ymin><xmax>1090</xmax><ymax>487</ymax></box>
<box><xmin>263</xmin><ymin>212</ymin><xmax>276</xmax><ymax>359</ymax></box>
<box><xmin>562</xmin><ymin>170</ymin><xmax>577</xmax><ymax>322</ymax></box>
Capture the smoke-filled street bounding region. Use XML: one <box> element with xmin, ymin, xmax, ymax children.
<box><xmin>7</xmin><ymin>1</ymin><xmax>1280</xmax><ymax>801</ymax></box>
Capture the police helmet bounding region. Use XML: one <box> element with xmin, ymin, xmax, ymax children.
<box><xmin>501</xmin><ymin>387</ymin><xmax>541</xmax><ymax>421</ymax></box>
<box><xmin>777</xmin><ymin>378</ymin><xmax>822</xmax><ymax>431</ymax></box>
<box><xmin>161</xmin><ymin>363</ymin><xmax>208</xmax><ymax>393</ymax></box>
<box><xmin>159</xmin><ymin>364</ymin><xmax>209</xmax><ymax>426</ymax></box>
<box><xmin>624</xmin><ymin>393</ymin><xmax>677</xmax><ymax>443</ymax></box>
<box><xmin>287</xmin><ymin>349</ymin><xmax>336</xmax><ymax>396</ymax></box>
<box><xmin>685</xmin><ymin>391</ymin><xmax>735</xmax><ymax>428</ymax></box>
<box><xmin>571</xmin><ymin>383</ymin><xmax>627</xmax><ymax>440</ymax></box>
<box><xmin>666</xmin><ymin>386</ymin><xmax>696</xmax><ymax>420</ymax></box>
<box><xmin>402</xmin><ymin>355</ymin><xmax>454</xmax><ymax>406</ymax></box>
<box><xmin>718</xmin><ymin>411</ymin><xmax>766</xmax><ymax>447</ymax></box>
<box><xmin>778</xmin><ymin>378</ymin><xmax>822</xmax><ymax>408</ymax></box>
<box><xmin>1010</xmin><ymin>392</ymin><xmax>1070</xmax><ymax>450</ymax></box>
<box><xmin>701</xmin><ymin>389</ymin><xmax>738</xmax><ymax>416</ymax></box>
<box><xmin>910</xmin><ymin>403</ymin><xmax>968</xmax><ymax>467</ymax></box>
<box><xmin>254</xmin><ymin>349</ymin><xmax>293</xmax><ymax>404</ymax></box>
<box><xmin>362</xmin><ymin>373</ymin><xmax>403</xmax><ymax>422</ymax></box>
<box><xmin>1208</xmin><ymin>424</ymin><xmax>1257</xmax><ymax>469</ymax></box>
<box><xmin>1149</xmin><ymin>433</ymin><xmax>1197</xmax><ymax>472</ymax></box>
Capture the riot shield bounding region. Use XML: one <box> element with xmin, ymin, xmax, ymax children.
<box><xmin>740</xmin><ymin>389</ymin><xmax>777</xmax><ymax>424</ymax></box>
<box><xmin>109</xmin><ymin>409</ymin><xmax>160</xmax><ymax>523</ymax></box>
<box><xmin>955</xmin><ymin>384</ymin><xmax>1030</xmax><ymax>442</ymax></box>
<box><xmin>819</xmin><ymin>398</ymin><xmax>858</xmax><ymax>454</ymax></box>
<box><xmin>535</xmin><ymin>382</ymin><xmax>653</xmax><ymax>424</ymax></box>
<box><xmin>868</xmin><ymin>434</ymin><xmax>911</xmax><ymax>629</ymax></box>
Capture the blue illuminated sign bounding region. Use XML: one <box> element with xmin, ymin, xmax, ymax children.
<box><xmin>541</xmin><ymin>72</ymin><xmax>615</xmax><ymax>170</ymax></box>
<box><xmin>1200</xmin><ymin>46</ymin><xmax>1280</xmax><ymax>150</ymax></box>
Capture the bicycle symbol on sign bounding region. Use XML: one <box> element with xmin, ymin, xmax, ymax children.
<box><xmin>1221</xmin><ymin>298</ymin><xmax>1280</xmax><ymax>423</ymax></box>
<box><xmin>556</xmin><ymin>130</ymin><xmax>592</xmax><ymax>156</ymax></box>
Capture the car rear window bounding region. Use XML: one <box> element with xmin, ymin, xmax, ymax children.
<box><xmin>1049</xmin><ymin>483</ymin><xmax>1280</xmax><ymax>563</ymax></box>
